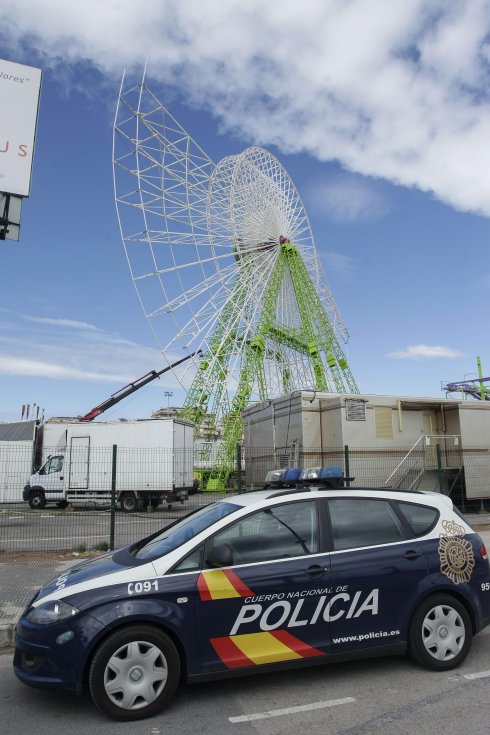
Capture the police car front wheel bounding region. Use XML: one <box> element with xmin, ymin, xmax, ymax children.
<box><xmin>88</xmin><ymin>625</ymin><xmax>181</xmax><ymax>721</ymax></box>
<box><xmin>409</xmin><ymin>594</ymin><xmax>472</xmax><ymax>671</ymax></box>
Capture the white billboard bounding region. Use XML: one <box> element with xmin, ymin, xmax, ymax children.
<box><xmin>0</xmin><ymin>59</ymin><xmax>42</xmax><ymax>197</ymax></box>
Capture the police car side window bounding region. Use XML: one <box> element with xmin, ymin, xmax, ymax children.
<box><xmin>395</xmin><ymin>502</ymin><xmax>438</xmax><ymax>536</ymax></box>
<box><xmin>328</xmin><ymin>498</ymin><xmax>406</xmax><ymax>551</ymax></box>
<box><xmin>205</xmin><ymin>500</ymin><xmax>319</xmax><ymax>566</ymax></box>
<box><xmin>169</xmin><ymin>544</ymin><xmax>204</xmax><ymax>573</ymax></box>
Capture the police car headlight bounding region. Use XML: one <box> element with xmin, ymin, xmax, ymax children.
<box><xmin>26</xmin><ymin>600</ymin><xmax>80</xmax><ymax>625</ymax></box>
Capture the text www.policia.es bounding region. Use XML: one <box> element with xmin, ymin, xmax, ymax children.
<box><xmin>332</xmin><ymin>629</ymin><xmax>400</xmax><ymax>644</ymax></box>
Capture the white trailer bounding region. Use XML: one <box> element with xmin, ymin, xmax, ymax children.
<box><xmin>0</xmin><ymin>421</ymin><xmax>38</xmax><ymax>503</ymax></box>
<box><xmin>23</xmin><ymin>418</ymin><xmax>195</xmax><ymax>511</ymax></box>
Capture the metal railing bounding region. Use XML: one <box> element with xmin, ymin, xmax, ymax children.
<box><xmin>384</xmin><ymin>435</ymin><xmax>463</xmax><ymax>491</ymax></box>
<box><xmin>1</xmin><ymin>441</ymin><xmax>489</xmax><ymax>556</ymax></box>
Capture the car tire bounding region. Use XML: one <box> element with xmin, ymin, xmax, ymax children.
<box><xmin>29</xmin><ymin>490</ymin><xmax>46</xmax><ymax>510</ymax></box>
<box><xmin>408</xmin><ymin>594</ymin><xmax>472</xmax><ymax>671</ymax></box>
<box><xmin>120</xmin><ymin>493</ymin><xmax>138</xmax><ymax>513</ymax></box>
<box><xmin>89</xmin><ymin>625</ymin><xmax>180</xmax><ymax>721</ymax></box>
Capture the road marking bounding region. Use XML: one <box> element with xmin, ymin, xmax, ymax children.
<box><xmin>229</xmin><ymin>696</ymin><xmax>356</xmax><ymax>723</ymax></box>
<box><xmin>463</xmin><ymin>670</ymin><xmax>490</xmax><ymax>680</ymax></box>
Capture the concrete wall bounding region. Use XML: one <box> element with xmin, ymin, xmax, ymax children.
<box><xmin>456</xmin><ymin>402</ymin><xmax>490</xmax><ymax>499</ymax></box>
<box><xmin>458</xmin><ymin>402</ymin><xmax>490</xmax><ymax>446</ymax></box>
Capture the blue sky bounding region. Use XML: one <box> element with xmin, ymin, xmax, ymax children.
<box><xmin>1</xmin><ymin>0</ymin><xmax>490</xmax><ymax>423</ymax></box>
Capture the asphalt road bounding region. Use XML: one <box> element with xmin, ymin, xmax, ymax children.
<box><xmin>2</xmin><ymin>626</ymin><xmax>490</xmax><ymax>735</ymax></box>
<box><xmin>0</xmin><ymin>497</ymin><xmax>215</xmax><ymax>553</ymax></box>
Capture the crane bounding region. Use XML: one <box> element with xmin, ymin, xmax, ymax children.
<box><xmin>78</xmin><ymin>352</ymin><xmax>200</xmax><ymax>421</ymax></box>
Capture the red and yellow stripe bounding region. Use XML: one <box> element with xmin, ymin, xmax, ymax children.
<box><xmin>210</xmin><ymin>630</ymin><xmax>325</xmax><ymax>668</ymax></box>
<box><xmin>197</xmin><ymin>569</ymin><xmax>254</xmax><ymax>601</ymax></box>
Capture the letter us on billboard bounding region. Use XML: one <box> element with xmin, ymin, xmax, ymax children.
<box><xmin>0</xmin><ymin>59</ymin><xmax>42</xmax><ymax>197</ymax></box>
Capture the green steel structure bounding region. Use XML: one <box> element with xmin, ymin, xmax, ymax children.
<box><xmin>180</xmin><ymin>236</ymin><xmax>358</xmax><ymax>489</ymax></box>
<box><xmin>114</xmin><ymin>77</ymin><xmax>359</xmax><ymax>490</ymax></box>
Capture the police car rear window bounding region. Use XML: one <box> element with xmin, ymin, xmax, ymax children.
<box><xmin>395</xmin><ymin>501</ymin><xmax>439</xmax><ymax>536</ymax></box>
<box><xmin>328</xmin><ymin>498</ymin><xmax>406</xmax><ymax>550</ymax></box>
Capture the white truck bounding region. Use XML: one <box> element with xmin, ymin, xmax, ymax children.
<box><xmin>22</xmin><ymin>418</ymin><xmax>195</xmax><ymax>511</ymax></box>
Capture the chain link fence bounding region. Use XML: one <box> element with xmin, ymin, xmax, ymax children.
<box><xmin>1</xmin><ymin>442</ymin><xmax>490</xmax><ymax>555</ymax></box>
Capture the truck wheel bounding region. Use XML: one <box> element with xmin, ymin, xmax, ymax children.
<box><xmin>89</xmin><ymin>624</ymin><xmax>180</xmax><ymax>721</ymax></box>
<box><xmin>120</xmin><ymin>493</ymin><xmax>138</xmax><ymax>513</ymax></box>
<box><xmin>408</xmin><ymin>594</ymin><xmax>472</xmax><ymax>671</ymax></box>
<box><xmin>29</xmin><ymin>491</ymin><xmax>46</xmax><ymax>510</ymax></box>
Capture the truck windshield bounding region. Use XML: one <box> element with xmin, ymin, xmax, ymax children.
<box><xmin>132</xmin><ymin>502</ymin><xmax>241</xmax><ymax>560</ymax></box>
<box><xmin>39</xmin><ymin>456</ymin><xmax>63</xmax><ymax>475</ymax></box>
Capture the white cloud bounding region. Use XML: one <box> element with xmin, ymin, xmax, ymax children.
<box><xmin>307</xmin><ymin>175</ymin><xmax>390</xmax><ymax>224</ymax></box>
<box><xmin>0</xmin><ymin>312</ymin><xmax>187</xmax><ymax>387</ymax></box>
<box><xmin>323</xmin><ymin>251</ymin><xmax>354</xmax><ymax>277</ymax></box>
<box><xmin>388</xmin><ymin>344</ymin><xmax>464</xmax><ymax>359</ymax></box>
<box><xmin>23</xmin><ymin>316</ymin><xmax>101</xmax><ymax>331</ymax></box>
<box><xmin>2</xmin><ymin>1</ymin><xmax>490</xmax><ymax>215</ymax></box>
<box><xmin>0</xmin><ymin>356</ymin><xmax>129</xmax><ymax>382</ymax></box>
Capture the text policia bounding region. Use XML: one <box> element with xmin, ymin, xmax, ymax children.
<box><xmin>230</xmin><ymin>588</ymin><xmax>379</xmax><ymax>636</ymax></box>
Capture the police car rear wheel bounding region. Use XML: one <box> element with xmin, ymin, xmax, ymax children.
<box><xmin>409</xmin><ymin>594</ymin><xmax>472</xmax><ymax>671</ymax></box>
<box><xmin>89</xmin><ymin>625</ymin><xmax>180</xmax><ymax>721</ymax></box>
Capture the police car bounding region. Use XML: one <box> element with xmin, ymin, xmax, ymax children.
<box><xmin>14</xmin><ymin>478</ymin><xmax>490</xmax><ymax>722</ymax></box>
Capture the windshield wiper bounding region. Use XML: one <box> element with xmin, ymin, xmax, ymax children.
<box><xmin>264</xmin><ymin>509</ymin><xmax>310</xmax><ymax>554</ymax></box>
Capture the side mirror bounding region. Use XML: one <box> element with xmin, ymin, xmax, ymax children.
<box><xmin>205</xmin><ymin>543</ymin><xmax>233</xmax><ymax>568</ymax></box>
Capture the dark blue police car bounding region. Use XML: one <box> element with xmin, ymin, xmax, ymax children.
<box><xmin>14</xmin><ymin>483</ymin><xmax>490</xmax><ymax>721</ymax></box>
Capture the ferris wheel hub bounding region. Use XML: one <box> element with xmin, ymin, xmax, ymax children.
<box><xmin>234</xmin><ymin>238</ymin><xmax>278</xmax><ymax>260</ymax></box>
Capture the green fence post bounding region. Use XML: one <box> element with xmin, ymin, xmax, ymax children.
<box><xmin>236</xmin><ymin>444</ymin><xmax>243</xmax><ymax>494</ymax></box>
<box><xmin>344</xmin><ymin>444</ymin><xmax>351</xmax><ymax>487</ymax></box>
<box><xmin>436</xmin><ymin>443</ymin><xmax>444</xmax><ymax>494</ymax></box>
<box><xmin>109</xmin><ymin>444</ymin><xmax>117</xmax><ymax>550</ymax></box>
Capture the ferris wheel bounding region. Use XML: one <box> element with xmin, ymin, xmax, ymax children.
<box><xmin>113</xmin><ymin>74</ymin><xmax>359</xmax><ymax>489</ymax></box>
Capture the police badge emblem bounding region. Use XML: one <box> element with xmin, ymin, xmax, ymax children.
<box><xmin>439</xmin><ymin>519</ymin><xmax>475</xmax><ymax>585</ymax></box>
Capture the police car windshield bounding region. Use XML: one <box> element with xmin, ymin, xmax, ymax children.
<box><xmin>132</xmin><ymin>502</ymin><xmax>241</xmax><ymax>560</ymax></box>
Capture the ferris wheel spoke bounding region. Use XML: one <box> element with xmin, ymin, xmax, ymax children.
<box><xmin>147</xmin><ymin>265</ymin><xmax>238</xmax><ymax>318</ymax></box>
<box><xmin>133</xmin><ymin>250</ymin><xmax>238</xmax><ymax>281</ymax></box>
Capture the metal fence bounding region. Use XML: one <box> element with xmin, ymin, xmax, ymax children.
<box><xmin>1</xmin><ymin>442</ymin><xmax>490</xmax><ymax>556</ymax></box>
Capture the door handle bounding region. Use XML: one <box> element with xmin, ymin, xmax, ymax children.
<box><xmin>404</xmin><ymin>550</ymin><xmax>422</xmax><ymax>560</ymax></box>
<box><xmin>306</xmin><ymin>564</ymin><xmax>327</xmax><ymax>576</ymax></box>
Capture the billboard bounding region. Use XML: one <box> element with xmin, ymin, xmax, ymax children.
<box><xmin>0</xmin><ymin>59</ymin><xmax>42</xmax><ymax>197</ymax></box>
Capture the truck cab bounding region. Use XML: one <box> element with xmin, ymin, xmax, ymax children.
<box><xmin>23</xmin><ymin>454</ymin><xmax>67</xmax><ymax>510</ymax></box>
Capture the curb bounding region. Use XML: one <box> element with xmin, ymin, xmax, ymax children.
<box><xmin>0</xmin><ymin>623</ymin><xmax>14</xmax><ymax>649</ymax></box>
